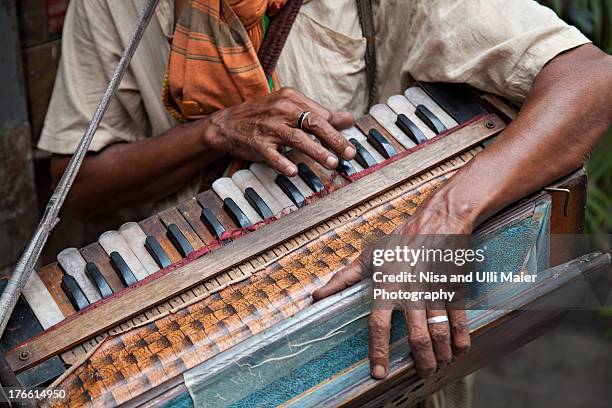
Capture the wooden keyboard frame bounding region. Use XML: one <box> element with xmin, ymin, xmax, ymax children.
<box><xmin>6</xmin><ymin>114</ymin><xmax>506</xmax><ymax>372</ymax></box>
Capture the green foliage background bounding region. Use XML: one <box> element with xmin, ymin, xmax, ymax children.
<box><xmin>543</xmin><ymin>0</ymin><xmax>612</xmax><ymax>233</ymax></box>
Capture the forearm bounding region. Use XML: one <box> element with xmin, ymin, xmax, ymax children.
<box><xmin>52</xmin><ymin>119</ymin><xmax>222</xmax><ymax>217</ymax></box>
<box><xmin>427</xmin><ymin>44</ymin><xmax>612</xmax><ymax>228</ymax></box>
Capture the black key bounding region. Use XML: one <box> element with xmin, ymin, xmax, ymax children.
<box><xmin>167</xmin><ymin>223</ymin><xmax>195</xmax><ymax>257</ymax></box>
<box><xmin>201</xmin><ymin>208</ymin><xmax>226</xmax><ymax>240</ymax></box>
<box><xmin>337</xmin><ymin>159</ymin><xmax>357</xmax><ymax>177</ymax></box>
<box><xmin>349</xmin><ymin>138</ymin><xmax>377</xmax><ymax>168</ymax></box>
<box><xmin>396</xmin><ymin>114</ymin><xmax>428</xmax><ymax>145</ymax></box>
<box><xmin>298</xmin><ymin>163</ymin><xmax>325</xmax><ymax>193</ymax></box>
<box><xmin>85</xmin><ymin>262</ymin><xmax>113</xmax><ymax>298</ymax></box>
<box><xmin>61</xmin><ymin>274</ymin><xmax>89</xmax><ymax>311</ymax></box>
<box><xmin>419</xmin><ymin>82</ymin><xmax>487</xmax><ymax>123</ymax></box>
<box><xmin>109</xmin><ymin>251</ymin><xmax>138</xmax><ymax>287</ymax></box>
<box><xmin>0</xmin><ymin>283</ymin><xmax>43</xmax><ymax>348</ymax></box>
<box><xmin>223</xmin><ymin>198</ymin><xmax>252</xmax><ymax>228</ymax></box>
<box><xmin>244</xmin><ymin>187</ymin><xmax>274</xmax><ymax>219</ymax></box>
<box><xmin>367</xmin><ymin>129</ymin><xmax>397</xmax><ymax>159</ymax></box>
<box><xmin>145</xmin><ymin>235</ymin><xmax>172</xmax><ymax>268</ymax></box>
<box><xmin>415</xmin><ymin>104</ymin><xmax>447</xmax><ymax>134</ymax></box>
<box><xmin>276</xmin><ymin>174</ymin><xmax>305</xmax><ymax>208</ymax></box>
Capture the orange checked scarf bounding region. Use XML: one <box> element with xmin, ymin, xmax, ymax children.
<box><xmin>163</xmin><ymin>0</ymin><xmax>289</xmax><ymax>121</ymax></box>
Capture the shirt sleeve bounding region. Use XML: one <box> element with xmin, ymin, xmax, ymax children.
<box><xmin>38</xmin><ymin>0</ymin><xmax>149</xmax><ymax>155</ymax></box>
<box><xmin>403</xmin><ymin>0</ymin><xmax>591</xmax><ymax>102</ymax></box>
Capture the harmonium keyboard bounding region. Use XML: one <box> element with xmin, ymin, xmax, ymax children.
<box><xmin>1</xmin><ymin>82</ymin><xmax>607</xmax><ymax>407</ymax></box>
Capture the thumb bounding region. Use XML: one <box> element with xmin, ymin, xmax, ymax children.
<box><xmin>312</xmin><ymin>259</ymin><xmax>363</xmax><ymax>301</ymax></box>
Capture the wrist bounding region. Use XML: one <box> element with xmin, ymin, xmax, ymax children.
<box><xmin>424</xmin><ymin>185</ymin><xmax>483</xmax><ymax>232</ymax></box>
<box><xmin>196</xmin><ymin>115</ymin><xmax>216</xmax><ymax>147</ymax></box>
<box><xmin>195</xmin><ymin>114</ymin><xmax>226</xmax><ymax>156</ymax></box>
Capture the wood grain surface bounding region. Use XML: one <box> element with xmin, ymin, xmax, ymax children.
<box><xmin>6</xmin><ymin>114</ymin><xmax>504</xmax><ymax>372</ymax></box>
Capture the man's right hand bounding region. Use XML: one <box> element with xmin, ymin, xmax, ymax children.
<box><xmin>201</xmin><ymin>87</ymin><xmax>357</xmax><ymax>176</ymax></box>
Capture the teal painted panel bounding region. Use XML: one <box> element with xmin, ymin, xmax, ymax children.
<box><xmin>167</xmin><ymin>201</ymin><xmax>551</xmax><ymax>408</ymax></box>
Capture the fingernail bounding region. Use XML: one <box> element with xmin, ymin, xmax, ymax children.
<box><xmin>343</xmin><ymin>145</ymin><xmax>356</xmax><ymax>159</ymax></box>
<box><xmin>372</xmin><ymin>365</ymin><xmax>386</xmax><ymax>379</ymax></box>
<box><xmin>284</xmin><ymin>165</ymin><xmax>297</xmax><ymax>176</ymax></box>
<box><xmin>326</xmin><ymin>155</ymin><xmax>339</xmax><ymax>169</ymax></box>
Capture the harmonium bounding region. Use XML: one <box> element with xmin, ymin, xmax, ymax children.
<box><xmin>1</xmin><ymin>83</ymin><xmax>609</xmax><ymax>407</ymax></box>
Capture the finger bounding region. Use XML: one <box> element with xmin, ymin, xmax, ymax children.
<box><xmin>448</xmin><ymin>309</ymin><xmax>471</xmax><ymax>356</ymax></box>
<box><xmin>369</xmin><ymin>308</ymin><xmax>393</xmax><ymax>379</ymax></box>
<box><xmin>302</xmin><ymin>113</ymin><xmax>356</xmax><ymax>161</ymax></box>
<box><xmin>405</xmin><ymin>309</ymin><xmax>437</xmax><ymax>378</ymax></box>
<box><xmin>426</xmin><ymin>309</ymin><xmax>452</xmax><ymax>367</ymax></box>
<box><xmin>280</xmin><ymin>126</ymin><xmax>340</xmax><ymax>170</ymax></box>
<box><xmin>312</xmin><ymin>259</ymin><xmax>362</xmax><ymax>301</ymax></box>
<box><xmin>329</xmin><ymin>110</ymin><xmax>355</xmax><ymax>130</ymax></box>
<box><xmin>258</xmin><ymin>144</ymin><xmax>298</xmax><ymax>176</ymax></box>
<box><xmin>294</xmin><ymin>98</ymin><xmax>354</xmax><ymax>130</ymax></box>
<box><xmin>277</xmin><ymin>88</ymin><xmax>355</xmax><ymax>160</ymax></box>
<box><xmin>280</xmin><ymin>87</ymin><xmax>338</xmax><ymax>122</ymax></box>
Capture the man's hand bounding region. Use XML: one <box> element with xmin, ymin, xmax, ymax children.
<box><xmin>202</xmin><ymin>87</ymin><xmax>357</xmax><ymax>176</ymax></box>
<box><xmin>313</xmin><ymin>200</ymin><xmax>473</xmax><ymax>379</ymax></box>
<box><xmin>313</xmin><ymin>43</ymin><xmax>611</xmax><ymax>381</ymax></box>
<box><xmin>52</xmin><ymin>86</ymin><xmax>356</xmax><ymax>217</ymax></box>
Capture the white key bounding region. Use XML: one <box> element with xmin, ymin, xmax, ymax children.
<box><xmin>370</xmin><ymin>103</ymin><xmax>418</xmax><ymax>148</ymax></box>
<box><xmin>350</xmin><ymin>160</ymin><xmax>364</xmax><ymax>172</ymax></box>
<box><xmin>57</xmin><ymin>248</ymin><xmax>101</xmax><ymax>303</ymax></box>
<box><xmin>289</xmin><ymin>174</ymin><xmax>314</xmax><ymax>197</ymax></box>
<box><xmin>385</xmin><ymin>96</ymin><xmax>436</xmax><ymax>141</ymax></box>
<box><xmin>249</xmin><ymin>163</ymin><xmax>298</xmax><ymax>212</ymax></box>
<box><xmin>342</xmin><ymin>126</ymin><xmax>386</xmax><ymax>163</ymax></box>
<box><xmin>404</xmin><ymin>87</ymin><xmax>459</xmax><ymax>129</ymax></box>
<box><xmin>22</xmin><ymin>272</ymin><xmax>64</xmax><ymax>329</ymax></box>
<box><xmin>118</xmin><ymin>222</ymin><xmax>158</xmax><ymax>275</ymax></box>
<box><xmin>232</xmin><ymin>170</ymin><xmax>284</xmax><ymax>215</ymax></box>
<box><xmin>212</xmin><ymin>178</ymin><xmax>263</xmax><ymax>224</ymax></box>
<box><xmin>99</xmin><ymin>231</ymin><xmax>149</xmax><ymax>281</ymax></box>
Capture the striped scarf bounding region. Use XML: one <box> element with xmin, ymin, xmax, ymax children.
<box><xmin>163</xmin><ymin>0</ymin><xmax>289</xmax><ymax>122</ymax></box>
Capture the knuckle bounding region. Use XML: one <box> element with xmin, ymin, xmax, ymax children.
<box><xmin>451</xmin><ymin>321</ymin><xmax>469</xmax><ymax>337</ymax></box>
<box><xmin>307</xmin><ymin>115</ymin><xmax>324</xmax><ymax>131</ymax></box>
<box><xmin>368</xmin><ymin>318</ymin><xmax>390</xmax><ymax>336</ymax></box>
<box><xmin>246</xmin><ymin>133</ymin><xmax>259</xmax><ymax>148</ymax></box>
<box><xmin>430</xmin><ymin>327</ymin><xmax>450</xmax><ymax>343</ymax></box>
<box><xmin>329</xmin><ymin>132</ymin><xmax>346</xmax><ymax>147</ymax></box>
<box><xmin>438</xmin><ymin>355</ymin><xmax>452</xmax><ymax>366</ymax></box>
<box><xmin>283</xmin><ymin>129</ymin><xmax>301</xmax><ymax>146</ymax></box>
<box><xmin>409</xmin><ymin>334</ymin><xmax>432</xmax><ymax>351</ymax></box>
<box><xmin>370</xmin><ymin>343</ymin><xmax>388</xmax><ymax>359</ymax></box>
<box><xmin>271</xmin><ymin>100</ymin><xmax>292</xmax><ymax>115</ymax></box>
<box><xmin>321</xmin><ymin>110</ymin><xmax>332</xmax><ymax>121</ymax></box>
<box><xmin>278</xmin><ymin>86</ymin><xmax>298</xmax><ymax>100</ymax></box>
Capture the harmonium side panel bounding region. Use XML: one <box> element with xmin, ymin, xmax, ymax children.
<box><xmin>118</xmin><ymin>196</ymin><xmax>605</xmax><ymax>408</ymax></box>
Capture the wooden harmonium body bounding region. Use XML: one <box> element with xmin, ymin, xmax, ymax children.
<box><xmin>0</xmin><ymin>83</ymin><xmax>600</xmax><ymax>407</ymax></box>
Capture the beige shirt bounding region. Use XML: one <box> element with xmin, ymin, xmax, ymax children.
<box><xmin>38</xmin><ymin>0</ymin><xmax>589</xmax><ymax>229</ymax></box>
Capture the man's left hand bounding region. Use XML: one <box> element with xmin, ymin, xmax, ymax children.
<box><xmin>312</xmin><ymin>199</ymin><xmax>473</xmax><ymax>379</ymax></box>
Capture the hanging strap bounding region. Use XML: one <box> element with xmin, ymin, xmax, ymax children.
<box><xmin>258</xmin><ymin>0</ymin><xmax>303</xmax><ymax>78</ymax></box>
<box><xmin>357</xmin><ymin>0</ymin><xmax>377</xmax><ymax>109</ymax></box>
